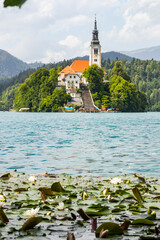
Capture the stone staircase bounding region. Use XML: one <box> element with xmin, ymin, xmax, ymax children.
<box><xmin>80</xmin><ymin>84</ymin><xmax>100</xmax><ymax>111</ymax></box>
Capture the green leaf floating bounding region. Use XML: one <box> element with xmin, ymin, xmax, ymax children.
<box><xmin>0</xmin><ymin>173</ymin><xmax>11</xmax><ymax>180</ymax></box>
<box><xmin>95</xmin><ymin>222</ymin><xmax>123</xmax><ymax>237</ymax></box>
<box><xmin>0</xmin><ymin>207</ymin><xmax>9</xmax><ymax>224</ymax></box>
<box><xmin>51</xmin><ymin>182</ymin><xmax>65</xmax><ymax>192</ymax></box>
<box><xmin>132</xmin><ymin>219</ymin><xmax>155</xmax><ymax>226</ymax></box>
<box><xmin>39</xmin><ymin>187</ymin><xmax>54</xmax><ymax>196</ymax></box>
<box><xmin>20</xmin><ymin>216</ymin><xmax>42</xmax><ymax>231</ymax></box>
<box><xmin>132</xmin><ymin>187</ymin><xmax>144</xmax><ymax>203</ymax></box>
<box><xmin>3</xmin><ymin>0</ymin><xmax>27</xmax><ymax>8</ymax></box>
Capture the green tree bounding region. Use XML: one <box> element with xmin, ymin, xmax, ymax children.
<box><xmin>14</xmin><ymin>67</ymin><xmax>69</xmax><ymax>112</ymax></box>
<box><xmin>83</xmin><ymin>64</ymin><xmax>104</xmax><ymax>93</ymax></box>
<box><xmin>110</xmin><ymin>61</ymin><xmax>131</xmax><ymax>82</ymax></box>
<box><xmin>3</xmin><ymin>0</ymin><xmax>27</xmax><ymax>8</ymax></box>
<box><xmin>110</xmin><ymin>75</ymin><xmax>147</xmax><ymax>112</ymax></box>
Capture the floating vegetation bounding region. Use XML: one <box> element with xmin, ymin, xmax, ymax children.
<box><xmin>0</xmin><ymin>172</ymin><xmax>160</xmax><ymax>239</ymax></box>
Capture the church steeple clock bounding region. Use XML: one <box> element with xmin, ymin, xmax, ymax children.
<box><xmin>89</xmin><ymin>16</ymin><xmax>101</xmax><ymax>67</ymax></box>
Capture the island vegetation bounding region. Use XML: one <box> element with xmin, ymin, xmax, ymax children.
<box><xmin>0</xmin><ymin>57</ymin><xmax>160</xmax><ymax>112</ymax></box>
<box><xmin>83</xmin><ymin>61</ymin><xmax>147</xmax><ymax>112</ymax></box>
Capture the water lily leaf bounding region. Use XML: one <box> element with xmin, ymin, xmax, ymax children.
<box><xmin>85</xmin><ymin>205</ymin><xmax>110</xmax><ymax>216</ymax></box>
<box><xmin>115</xmin><ymin>190</ymin><xmax>132</xmax><ymax>198</ymax></box>
<box><xmin>140</xmin><ymin>236</ymin><xmax>159</xmax><ymax>240</ymax></box>
<box><xmin>77</xmin><ymin>208</ymin><xmax>90</xmax><ymax>220</ymax></box>
<box><xmin>14</xmin><ymin>188</ymin><xmax>28</xmax><ymax>193</ymax></box>
<box><xmin>120</xmin><ymin>220</ymin><xmax>131</xmax><ymax>230</ymax></box>
<box><xmin>132</xmin><ymin>218</ymin><xmax>155</xmax><ymax>226</ymax></box>
<box><xmin>20</xmin><ymin>216</ymin><xmax>42</xmax><ymax>231</ymax></box>
<box><xmin>0</xmin><ymin>207</ymin><xmax>9</xmax><ymax>224</ymax></box>
<box><xmin>95</xmin><ymin>222</ymin><xmax>123</xmax><ymax>237</ymax></box>
<box><xmin>71</xmin><ymin>213</ymin><xmax>76</xmax><ymax>220</ymax></box>
<box><xmin>51</xmin><ymin>182</ymin><xmax>65</xmax><ymax>192</ymax></box>
<box><xmin>40</xmin><ymin>191</ymin><xmax>48</xmax><ymax>203</ymax></box>
<box><xmin>39</xmin><ymin>187</ymin><xmax>54</xmax><ymax>196</ymax></box>
<box><xmin>135</xmin><ymin>173</ymin><xmax>146</xmax><ymax>183</ymax></box>
<box><xmin>0</xmin><ymin>173</ymin><xmax>11</xmax><ymax>180</ymax></box>
<box><xmin>97</xmin><ymin>206</ymin><xmax>111</xmax><ymax>216</ymax></box>
<box><xmin>132</xmin><ymin>187</ymin><xmax>144</xmax><ymax>203</ymax></box>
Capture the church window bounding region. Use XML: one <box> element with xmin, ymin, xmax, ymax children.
<box><xmin>94</xmin><ymin>48</ymin><xmax>98</xmax><ymax>54</ymax></box>
<box><xmin>76</xmin><ymin>81</ymin><xmax>78</xmax><ymax>83</ymax></box>
<box><xmin>74</xmin><ymin>76</ymin><xmax>76</xmax><ymax>78</ymax></box>
<box><xmin>70</xmin><ymin>76</ymin><xmax>72</xmax><ymax>78</ymax></box>
<box><xmin>94</xmin><ymin>59</ymin><xmax>97</xmax><ymax>62</ymax></box>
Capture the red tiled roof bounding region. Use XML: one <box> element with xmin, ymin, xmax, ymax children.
<box><xmin>58</xmin><ymin>65</ymin><xmax>76</xmax><ymax>75</ymax></box>
<box><xmin>70</xmin><ymin>60</ymin><xmax>89</xmax><ymax>73</ymax></box>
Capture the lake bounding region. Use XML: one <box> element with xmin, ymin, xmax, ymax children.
<box><xmin>0</xmin><ymin>112</ymin><xmax>159</xmax><ymax>176</ymax></box>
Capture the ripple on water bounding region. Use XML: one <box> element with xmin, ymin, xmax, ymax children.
<box><xmin>0</xmin><ymin>112</ymin><xmax>160</xmax><ymax>177</ymax></box>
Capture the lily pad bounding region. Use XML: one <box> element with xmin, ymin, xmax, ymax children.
<box><xmin>38</xmin><ymin>187</ymin><xmax>54</xmax><ymax>196</ymax></box>
<box><xmin>51</xmin><ymin>182</ymin><xmax>65</xmax><ymax>192</ymax></box>
<box><xmin>132</xmin><ymin>218</ymin><xmax>155</xmax><ymax>226</ymax></box>
<box><xmin>95</xmin><ymin>222</ymin><xmax>123</xmax><ymax>237</ymax></box>
<box><xmin>0</xmin><ymin>207</ymin><xmax>9</xmax><ymax>224</ymax></box>
<box><xmin>132</xmin><ymin>187</ymin><xmax>144</xmax><ymax>203</ymax></box>
<box><xmin>20</xmin><ymin>216</ymin><xmax>42</xmax><ymax>231</ymax></box>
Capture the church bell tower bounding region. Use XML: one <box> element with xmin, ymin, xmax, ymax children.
<box><xmin>89</xmin><ymin>16</ymin><xmax>101</xmax><ymax>67</ymax></box>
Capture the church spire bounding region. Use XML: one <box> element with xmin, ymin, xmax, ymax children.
<box><xmin>92</xmin><ymin>15</ymin><xmax>99</xmax><ymax>44</ymax></box>
<box><xmin>94</xmin><ymin>15</ymin><xmax>97</xmax><ymax>30</ymax></box>
<box><xmin>90</xmin><ymin>16</ymin><xmax>101</xmax><ymax>67</ymax></box>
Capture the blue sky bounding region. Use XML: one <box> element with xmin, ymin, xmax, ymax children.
<box><xmin>0</xmin><ymin>0</ymin><xmax>160</xmax><ymax>63</ymax></box>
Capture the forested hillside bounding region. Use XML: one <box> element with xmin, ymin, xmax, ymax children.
<box><xmin>0</xmin><ymin>49</ymin><xmax>43</xmax><ymax>78</ymax></box>
<box><xmin>84</xmin><ymin>62</ymin><xmax>147</xmax><ymax>112</ymax></box>
<box><xmin>14</xmin><ymin>68</ymin><xmax>71</xmax><ymax>112</ymax></box>
<box><xmin>102</xmin><ymin>58</ymin><xmax>160</xmax><ymax>111</ymax></box>
<box><xmin>0</xmin><ymin>58</ymin><xmax>160</xmax><ymax>111</ymax></box>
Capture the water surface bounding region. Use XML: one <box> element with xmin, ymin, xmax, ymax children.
<box><xmin>0</xmin><ymin>112</ymin><xmax>159</xmax><ymax>176</ymax></box>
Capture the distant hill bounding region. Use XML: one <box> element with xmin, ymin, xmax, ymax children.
<box><xmin>75</xmin><ymin>51</ymin><xmax>133</xmax><ymax>62</ymax></box>
<box><xmin>0</xmin><ymin>49</ymin><xmax>43</xmax><ymax>79</ymax></box>
<box><xmin>121</xmin><ymin>46</ymin><xmax>160</xmax><ymax>61</ymax></box>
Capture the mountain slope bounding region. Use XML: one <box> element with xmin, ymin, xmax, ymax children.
<box><xmin>0</xmin><ymin>49</ymin><xmax>43</xmax><ymax>79</ymax></box>
<box><xmin>121</xmin><ymin>46</ymin><xmax>160</xmax><ymax>61</ymax></box>
<box><xmin>76</xmin><ymin>51</ymin><xmax>133</xmax><ymax>62</ymax></box>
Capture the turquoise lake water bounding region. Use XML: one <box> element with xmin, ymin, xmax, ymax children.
<box><xmin>0</xmin><ymin>112</ymin><xmax>159</xmax><ymax>176</ymax></box>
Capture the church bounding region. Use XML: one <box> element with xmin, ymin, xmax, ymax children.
<box><xmin>58</xmin><ymin>17</ymin><xmax>102</xmax><ymax>93</ymax></box>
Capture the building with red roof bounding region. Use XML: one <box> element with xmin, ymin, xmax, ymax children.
<box><xmin>58</xmin><ymin>17</ymin><xmax>102</xmax><ymax>93</ymax></box>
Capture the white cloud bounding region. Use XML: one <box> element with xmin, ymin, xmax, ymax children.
<box><xmin>40</xmin><ymin>50</ymin><xmax>66</xmax><ymax>63</ymax></box>
<box><xmin>1</xmin><ymin>0</ymin><xmax>160</xmax><ymax>62</ymax></box>
<box><xmin>59</xmin><ymin>35</ymin><xmax>82</xmax><ymax>49</ymax></box>
<box><xmin>103</xmin><ymin>0</ymin><xmax>160</xmax><ymax>50</ymax></box>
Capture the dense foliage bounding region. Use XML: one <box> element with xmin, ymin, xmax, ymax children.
<box><xmin>1</xmin><ymin>57</ymin><xmax>160</xmax><ymax>111</ymax></box>
<box><xmin>83</xmin><ymin>64</ymin><xmax>104</xmax><ymax>93</ymax></box>
<box><xmin>86</xmin><ymin>61</ymin><xmax>147</xmax><ymax>112</ymax></box>
<box><xmin>0</xmin><ymin>59</ymin><xmax>72</xmax><ymax>111</ymax></box>
<box><xmin>14</xmin><ymin>68</ymin><xmax>71</xmax><ymax>112</ymax></box>
<box><xmin>3</xmin><ymin>0</ymin><xmax>27</xmax><ymax>8</ymax></box>
<box><xmin>102</xmin><ymin>58</ymin><xmax>160</xmax><ymax>111</ymax></box>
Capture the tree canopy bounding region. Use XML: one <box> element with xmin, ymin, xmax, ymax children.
<box><xmin>83</xmin><ymin>64</ymin><xmax>104</xmax><ymax>94</ymax></box>
<box><xmin>14</xmin><ymin>68</ymin><xmax>71</xmax><ymax>112</ymax></box>
<box><xmin>88</xmin><ymin>61</ymin><xmax>148</xmax><ymax>112</ymax></box>
<box><xmin>3</xmin><ymin>0</ymin><xmax>27</xmax><ymax>8</ymax></box>
<box><xmin>102</xmin><ymin>58</ymin><xmax>160</xmax><ymax>111</ymax></box>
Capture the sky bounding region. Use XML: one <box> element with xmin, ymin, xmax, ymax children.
<box><xmin>0</xmin><ymin>0</ymin><xmax>160</xmax><ymax>63</ymax></box>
